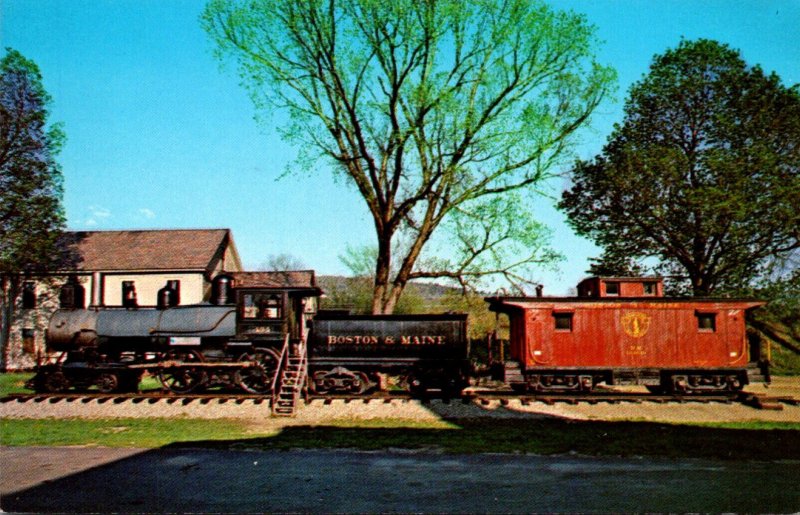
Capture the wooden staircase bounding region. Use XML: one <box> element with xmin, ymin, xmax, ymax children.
<box><xmin>271</xmin><ymin>335</ymin><xmax>308</xmax><ymax>416</ymax></box>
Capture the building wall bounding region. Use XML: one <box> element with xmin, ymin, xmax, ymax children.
<box><xmin>5</xmin><ymin>278</ymin><xmax>65</xmax><ymax>370</ymax></box>
<box><xmin>101</xmin><ymin>273</ymin><xmax>206</xmax><ymax>307</ymax></box>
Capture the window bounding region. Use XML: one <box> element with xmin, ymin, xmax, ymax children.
<box><xmin>122</xmin><ymin>281</ymin><xmax>137</xmax><ymax>308</ymax></box>
<box><xmin>605</xmin><ymin>282</ymin><xmax>619</xmax><ymax>296</ymax></box>
<box><xmin>696</xmin><ymin>312</ymin><xmax>716</xmax><ymax>332</ymax></box>
<box><xmin>22</xmin><ymin>328</ymin><xmax>35</xmax><ymax>354</ymax></box>
<box><xmin>22</xmin><ymin>282</ymin><xmax>36</xmax><ymax>309</ymax></box>
<box><xmin>554</xmin><ymin>313</ymin><xmax>573</xmax><ymax>331</ymax></box>
<box><xmin>242</xmin><ymin>294</ymin><xmax>258</xmax><ymax>318</ymax></box>
<box><xmin>643</xmin><ymin>282</ymin><xmax>656</xmax><ymax>295</ymax></box>
<box><xmin>241</xmin><ymin>293</ymin><xmax>283</xmax><ymax>319</ymax></box>
<box><xmin>264</xmin><ymin>295</ymin><xmax>282</xmax><ymax>319</ymax></box>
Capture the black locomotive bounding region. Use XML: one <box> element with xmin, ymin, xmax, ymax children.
<box><xmin>27</xmin><ymin>272</ymin><xmax>472</xmax><ymax>397</ymax></box>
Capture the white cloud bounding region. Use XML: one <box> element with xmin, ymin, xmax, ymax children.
<box><xmin>138</xmin><ymin>208</ymin><xmax>156</xmax><ymax>220</ymax></box>
<box><xmin>82</xmin><ymin>205</ymin><xmax>112</xmax><ymax>227</ymax></box>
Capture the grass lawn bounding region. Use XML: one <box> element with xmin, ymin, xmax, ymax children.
<box><xmin>0</xmin><ymin>373</ymin><xmax>33</xmax><ymax>396</ymax></box>
<box><xmin>2</xmin><ymin>416</ymin><xmax>799</xmax><ymax>461</ymax></box>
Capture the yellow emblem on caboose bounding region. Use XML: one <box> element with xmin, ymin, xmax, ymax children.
<box><xmin>621</xmin><ymin>312</ymin><xmax>651</xmax><ymax>338</ymax></box>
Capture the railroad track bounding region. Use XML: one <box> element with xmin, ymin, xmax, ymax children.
<box><xmin>2</xmin><ymin>389</ymin><xmax>797</xmax><ymax>410</ymax></box>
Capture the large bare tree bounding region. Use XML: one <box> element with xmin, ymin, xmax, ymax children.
<box><xmin>203</xmin><ymin>0</ymin><xmax>615</xmax><ymax>313</ymax></box>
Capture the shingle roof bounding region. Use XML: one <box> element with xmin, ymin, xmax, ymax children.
<box><xmin>231</xmin><ymin>271</ymin><xmax>320</xmax><ymax>291</ymax></box>
<box><xmin>60</xmin><ymin>229</ymin><xmax>238</xmax><ymax>273</ymax></box>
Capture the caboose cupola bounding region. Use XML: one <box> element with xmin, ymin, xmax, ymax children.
<box><xmin>576</xmin><ymin>276</ymin><xmax>664</xmax><ymax>298</ymax></box>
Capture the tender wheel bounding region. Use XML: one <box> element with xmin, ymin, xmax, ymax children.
<box><xmin>158</xmin><ymin>350</ymin><xmax>206</xmax><ymax>394</ymax></box>
<box><xmin>95</xmin><ymin>372</ymin><xmax>120</xmax><ymax>393</ymax></box>
<box><xmin>41</xmin><ymin>370</ymin><xmax>69</xmax><ymax>393</ymax></box>
<box><xmin>234</xmin><ymin>347</ymin><xmax>279</xmax><ymax>394</ymax></box>
<box><xmin>401</xmin><ymin>374</ymin><xmax>426</xmax><ymax>395</ymax></box>
<box><xmin>349</xmin><ymin>371</ymin><xmax>370</xmax><ymax>395</ymax></box>
<box><xmin>311</xmin><ymin>370</ymin><xmax>332</xmax><ymax>395</ymax></box>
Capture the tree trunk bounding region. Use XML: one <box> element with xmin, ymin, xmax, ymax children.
<box><xmin>371</xmin><ymin>232</ymin><xmax>393</xmax><ymax>314</ymax></box>
<box><xmin>0</xmin><ymin>275</ymin><xmax>18</xmax><ymax>372</ymax></box>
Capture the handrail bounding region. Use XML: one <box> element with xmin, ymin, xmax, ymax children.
<box><xmin>270</xmin><ymin>333</ymin><xmax>291</xmax><ymax>405</ymax></box>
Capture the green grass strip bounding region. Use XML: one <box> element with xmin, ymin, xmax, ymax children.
<box><xmin>2</xmin><ymin>417</ymin><xmax>798</xmax><ymax>461</ymax></box>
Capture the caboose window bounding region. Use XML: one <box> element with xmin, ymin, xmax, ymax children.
<box><xmin>554</xmin><ymin>313</ymin><xmax>573</xmax><ymax>331</ymax></box>
<box><xmin>696</xmin><ymin>313</ymin><xmax>716</xmax><ymax>332</ymax></box>
<box><xmin>643</xmin><ymin>282</ymin><xmax>656</xmax><ymax>295</ymax></box>
<box><xmin>605</xmin><ymin>282</ymin><xmax>619</xmax><ymax>296</ymax></box>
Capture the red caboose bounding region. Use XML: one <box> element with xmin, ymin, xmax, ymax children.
<box><xmin>485</xmin><ymin>277</ymin><xmax>765</xmax><ymax>393</ymax></box>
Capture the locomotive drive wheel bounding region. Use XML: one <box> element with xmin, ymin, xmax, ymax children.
<box><xmin>234</xmin><ymin>347</ymin><xmax>279</xmax><ymax>394</ymax></box>
<box><xmin>41</xmin><ymin>370</ymin><xmax>70</xmax><ymax>393</ymax></box>
<box><xmin>158</xmin><ymin>349</ymin><xmax>207</xmax><ymax>394</ymax></box>
<box><xmin>95</xmin><ymin>373</ymin><xmax>120</xmax><ymax>394</ymax></box>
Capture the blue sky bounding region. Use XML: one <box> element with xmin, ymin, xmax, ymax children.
<box><xmin>3</xmin><ymin>0</ymin><xmax>799</xmax><ymax>293</ymax></box>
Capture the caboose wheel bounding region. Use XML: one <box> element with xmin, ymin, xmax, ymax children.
<box><xmin>158</xmin><ymin>350</ymin><xmax>206</xmax><ymax>394</ymax></box>
<box><xmin>235</xmin><ymin>347</ymin><xmax>279</xmax><ymax>394</ymax></box>
<box><xmin>95</xmin><ymin>372</ymin><xmax>120</xmax><ymax>393</ymax></box>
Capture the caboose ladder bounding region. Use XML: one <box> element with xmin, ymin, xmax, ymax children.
<box><xmin>272</xmin><ymin>336</ymin><xmax>308</xmax><ymax>416</ymax></box>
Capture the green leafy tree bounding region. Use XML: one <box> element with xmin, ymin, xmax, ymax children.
<box><xmin>203</xmin><ymin>0</ymin><xmax>615</xmax><ymax>313</ymax></box>
<box><xmin>560</xmin><ymin>39</ymin><xmax>800</xmax><ymax>296</ymax></box>
<box><xmin>0</xmin><ymin>48</ymin><xmax>67</xmax><ymax>369</ymax></box>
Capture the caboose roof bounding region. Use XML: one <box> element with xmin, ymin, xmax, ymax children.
<box><xmin>485</xmin><ymin>296</ymin><xmax>766</xmax><ymax>313</ymax></box>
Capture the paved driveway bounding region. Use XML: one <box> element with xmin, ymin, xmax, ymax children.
<box><xmin>2</xmin><ymin>446</ymin><xmax>799</xmax><ymax>513</ymax></box>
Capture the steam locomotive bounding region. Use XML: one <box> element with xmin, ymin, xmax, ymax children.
<box><xmin>27</xmin><ymin>271</ymin><xmax>766</xmax><ymax>397</ymax></box>
<box><xmin>27</xmin><ymin>272</ymin><xmax>470</xmax><ymax>396</ymax></box>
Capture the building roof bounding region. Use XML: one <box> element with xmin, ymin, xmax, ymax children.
<box><xmin>231</xmin><ymin>271</ymin><xmax>320</xmax><ymax>292</ymax></box>
<box><xmin>59</xmin><ymin>229</ymin><xmax>242</xmax><ymax>274</ymax></box>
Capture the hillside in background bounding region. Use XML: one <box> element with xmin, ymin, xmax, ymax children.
<box><xmin>317</xmin><ymin>276</ymin><xmax>501</xmax><ymax>340</ymax></box>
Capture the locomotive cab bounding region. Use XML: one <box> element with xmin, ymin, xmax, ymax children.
<box><xmin>229</xmin><ymin>271</ymin><xmax>322</xmax><ymax>346</ymax></box>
